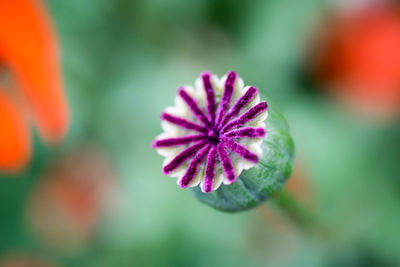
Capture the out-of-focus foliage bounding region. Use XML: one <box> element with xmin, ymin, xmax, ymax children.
<box><xmin>0</xmin><ymin>0</ymin><xmax>400</xmax><ymax>266</ymax></box>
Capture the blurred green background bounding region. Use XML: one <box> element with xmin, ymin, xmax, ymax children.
<box><xmin>1</xmin><ymin>0</ymin><xmax>400</xmax><ymax>266</ymax></box>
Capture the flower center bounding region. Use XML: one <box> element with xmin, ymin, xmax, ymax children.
<box><xmin>207</xmin><ymin>129</ymin><xmax>220</xmax><ymax>145</ymax></box>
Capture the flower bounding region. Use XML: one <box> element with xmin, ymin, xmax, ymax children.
<box><xmin>26</xmin><ymin>145</ymin><xmax>118</xmax><ymax>251</ymax></box>
<box><xmin>0</xmin><ymin>252</ymin><xmax>59</xmax><ymax>267</ymax></box>
<box><xmin>309</xmin><ymin>1</ymin><xmax>400</xmax><ymax>118</ymax></box>
<box><xmin>0</xmin><ymin>0</ymin><xmax>69</xmax><ymax>173</ymax></box>
<box><xmin>152</xmin><ymin>71</ymin><xmax>268</xmax><ymax>193</ymax></box>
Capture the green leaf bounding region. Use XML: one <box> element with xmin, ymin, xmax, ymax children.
<box><xmin>191</xmin><ymin>107</ymin><xmax>295</xmax><ymax>212</ymax></box>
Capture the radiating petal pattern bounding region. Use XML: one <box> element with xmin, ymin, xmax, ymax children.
<box><xmin>153</xmin><ymin>71</ymin><xmax>268</xmax><ymax>192</ymax></box>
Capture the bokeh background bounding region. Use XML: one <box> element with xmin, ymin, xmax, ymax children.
<box><xmin>1</xmin><ymin>0</ymin><xmax>400</xmax><ymax>266</ymax></box>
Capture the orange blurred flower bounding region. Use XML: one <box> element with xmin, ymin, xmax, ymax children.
<box><xmin>0</xmin><ymin>252</ymin><xmax>59</xmax><ymax>267</ymax></box>
<box><xmin>0</xmin><ymin>0</ymin><xmax>69</xmax><ymax>173</ymax></box>
<box><xmin>26</xmin><ymin>145</ymin><xmax>118</xmax><ymax>252</ymax></box>
<box><xmin>310</xmin><ymin>1</ymin><xmax>400</xmax><ymax>119</ymax></box>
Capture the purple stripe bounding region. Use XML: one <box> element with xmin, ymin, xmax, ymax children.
<box><xmin>215</xmin><ymin>71</ymin><xmax>237</xmax><ymax>125</ymax></box>
<box><xmin>163</xmin><ymin>141</ymin><xmax>207</xmax><ymax>174</ymax></box>
<box><xmin>221</xmin><ymin>137</ymin><xmax>259</xmax><ymax>163</ymax></box>
<box><xmin>220</xmin><ymin>101</ymin><xmax>268</xmax><ymax>133</ymax></box>
<box><xmin>217</xmin><ymin>143</ymin><xmax>236</xmax><ymax>182</ymax></box>
<box><xmin>203</xmin><ymin>145</ymin><xmax>217</xmax><ymax>193</ymax></box>
<box><xmin>152</xmin><ymin>134</ymin><xmax>206</xmax><ymax>148</ymax></box>
<box><xmin>179</xmin><ymin>144</ymin><xmax>212</xmax><ymax>188</ymax></box>
<box><xmin>218</xmin><ymin>86</ymin><xmax>258</xmax><ymax>130</ymax></box>
<box><xmin>224</xmin><ymin>127</ymin><xmax>265</xmax><ymax>139</ymax></box>
<box><xmin>178</xmin><ymin>87</ymin><xmax>210</xmax><ymax>127</ymax></box>
<box><xmin>161</xmin><ymin>112</ymin><xmax>208</xmax><ymax>133</ymax></box>
<box><xmin>201</xmin><ymin>72</ymin><xmax>216</xmax><ymax>126</ymax></box>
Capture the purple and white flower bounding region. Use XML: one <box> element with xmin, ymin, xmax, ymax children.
<box><xmin>152</xmin><ymin>71</ymin><xmax>268</xmax><ymax>193</ymax></box>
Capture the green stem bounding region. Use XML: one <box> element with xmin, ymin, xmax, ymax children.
<box><xmin>272</xmin><ymin>190</ymin><xmax>320</xmax><ymax>232</ymax></box>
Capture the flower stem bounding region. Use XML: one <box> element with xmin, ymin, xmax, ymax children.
<box><xmin>272</xmin><ymin>190</ymin><xmax>321</xmax><ymax>232</ymax></box>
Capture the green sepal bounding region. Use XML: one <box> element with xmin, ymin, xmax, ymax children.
<box><xmin>191</xmin><ymin>107</ymin><xmax>295</xmax><ymax>212</ymax></box>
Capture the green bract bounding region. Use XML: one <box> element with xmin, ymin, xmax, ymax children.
<box><xmin>191</xmin><ymin>107</ymin><xmax>295</xmax><ymax>212</ymax></box>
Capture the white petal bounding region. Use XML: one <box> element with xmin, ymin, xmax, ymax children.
<box><xmin>188</xmin><ymin>163</ymin><xmax>205</xmax><ymax>187</ymax></box>
<box><xmin>153</xmin><ymin>133</ymin><xmax>181</xmax><ymax>157</ymax></box>
<box><xmin>212</xmin><ymin>171</ymin><xmax>224</xmax><ymax>190</ymax></box>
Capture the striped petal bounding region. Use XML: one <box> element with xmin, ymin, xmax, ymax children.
<box><xmin>201</xmin><ymin>72</ymin><xmax>217</xmax><ymax>125</ymax></box>
<box><xmin>224</xmin><ymin>127</ymin><xmax>266</xmax><ymax>139</ymax></box>
<box><xmin>221</xmin><ymin>137</ymin><xmax>259</xmax><ymax>163</ymax></box>
<box><xmin>161</xmin><ymin>112</ymin><xmax>208</xmax><ymax>133</ymax></box>
<box><xmin>217</xmin><ymin>143</ymin><xmax>236</xmax><ymax>183</ymax></box>
<box><xmin>215</xmin><ymin>71</ymin><xmax>237</xmax><ymax>125</ymax></box>
<box><xmin>152</xmin><ymin>134</ymin><xmax>206</xmax><ymax>148</ymax></box>
<box><xmin>178</xmin><ymin>87</ymin><xmax>210</xmax><ymax>127</ymax></box>
<box><xmin>221</xmin><ymin>101</ymin><xmax>268</xmax><ymax>133</ymax></box>
<box><xmin>202</xmin><ymin>145</ymin><xmax>218</xmax><ymax>193</ymax></box>
<box><xmin>179</xmin><ymin>145</ymin><xmax>211</xmax><ymax>188</ymax></box>
<box><xmin>218</xmin><ymin>86</ymin><xmax>258</xmax><ymax>130</ymax></box>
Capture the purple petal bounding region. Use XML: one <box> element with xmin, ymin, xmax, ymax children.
<box><xmin>215</xmin><ymin>71</ymin><xmax>237</xmax><ymax>125</ymax></box>
<box><xmin>179</xmin><ymin>144</ymin><xmax>212</xmax><ymax>188</ymax></box>
<box><xmin>223</xmin><ymin>127</ymin><xmax>266</xmax><ymax>139</ymax></box>
<box><xmin>201</xmin><ymin>72</ymin><xmax>216</xmax><ymax>125</ymax></box>
<box><xmin>152</xmin><ymin>134</ymin><xmax>206</xmax><ymax>148</ymax></box>
<box><xmin>221</xmin><ymin>137</ymin><xmax>259</xmax><ymax>163</ymax></box>
<box><xmin>161</xmin><ymin>112</ymin><xmax>208</xmax><ymax>133</ymax></box>
<box><xmin>202</xmin><ymin>145</ymin><xmax>217</xmax><ymax>193</ymax></box>
<box><xmin>221</xmin><ymin>101</ymin><xmax>268</xmax><ymax>133</ymax></box>
<box><xmin>178</xmin><ymin>87</ymin><xmax>210</xmax><ymax>127</ymax></box>
<box><xmin>163</xmin><ymin>141</ymin><xmax>207</xmax><ymax>174</ymax></box>
<box><xmin>217</xmin><ymin>143</ymin><xmax>236</xmax><ymax>182</ymax></box>
<box><xmin>218</xmin><ymin>86</ymin><xmax>258</xmax><ymax>130</ymax></box>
